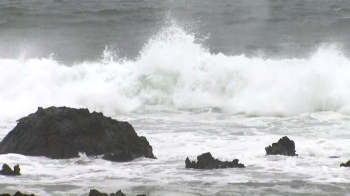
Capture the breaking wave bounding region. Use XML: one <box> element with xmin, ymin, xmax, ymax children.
<box><xmin>1</xmin><ymin>24</ymin><xmax>350</xmax><ymax>121</ymax></box>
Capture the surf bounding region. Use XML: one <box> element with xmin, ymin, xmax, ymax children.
<box><xmin>0</xmin><ymin>24</ymin><xmax>350</xmax><ymax>122</ymax></box>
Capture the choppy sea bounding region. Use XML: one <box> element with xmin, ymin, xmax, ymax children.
<box><xmin>1</xmin><ymin>0</ymin><xmax>350</xmax><ymax>195</ymax></box>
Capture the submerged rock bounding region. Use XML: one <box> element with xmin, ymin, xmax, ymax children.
<box><xmin>340</xmin><ymin>160</ymin><xmax>350</xmax><ymax>167</ymax></box>
<box><xmin>329</xmin><ymin>156</ymin><xmax>340</xmax><ymax>158</ymax></box>
<box><xmin>0</xmin><ymin>164</ymin><xmax>20</xmax><ymax>176</ymax></box>
<box><xmin>185</xmin><ymin>152</ymin><xmax>245</xmax><ymax>169</ymax></box>
<box><xmin>0</xmin><ymin>106</ymin><xmax>155</xmax><ymax>161</ymax></box>
<box><xmin>265</xmin><ymin>136</ymin><xmax>297</xmax><ymax>156</ymax></box>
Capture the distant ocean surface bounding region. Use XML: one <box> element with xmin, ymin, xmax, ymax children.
<box><xmin>1</xmin><ymin>0</ymin><xmax>350</xmax><ymax>195</ymax></box>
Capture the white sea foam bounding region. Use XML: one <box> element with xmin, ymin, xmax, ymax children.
<box><xmin>1</xmin><ymin>24</ymin><xmax>350</xmax><ymax>122</ymax></box>
<box><xmin>1</xmin><ymin>112</ymin><xmax>350</xmax><ymax>195</ymax></box>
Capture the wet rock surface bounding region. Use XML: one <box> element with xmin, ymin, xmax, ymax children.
<box><xmin>265</xmin><ymin>136</ymin><xmax>297</xmax><ymax>156</ymax></box>
<box><xmin>185</xmin><ymin>152</ymin><xmax>245</xmax><ymax>169</ymax></box>
<box><xmin>0</xmin><ymin>106</ymin><xmax>155</xmax><ymax>161</ymax></box>
<box><xmin>340</xmin><ymin>160</ymin><xmax>350</xmax><ymax>167</ymax></box>
<box><xmin>0</xmin><ymin>164</ymin><xmax>20</xmax><ymax>176</ymax></box>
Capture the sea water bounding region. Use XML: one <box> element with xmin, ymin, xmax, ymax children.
<box><xmin>1</xmin><ymin>0</ymin><xmax>350</xmax><ymax>195</ymax></box>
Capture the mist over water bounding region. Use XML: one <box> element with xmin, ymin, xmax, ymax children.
<box><xmin>1</xmin><ymin>0</ymin><xmax>350</xmax><ymax>62</ymax></box>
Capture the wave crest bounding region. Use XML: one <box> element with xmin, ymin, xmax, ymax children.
<box><xmin>1</xmin><ymin>24</ymin><xmax>350</xmax><ymax>121</ymax></box>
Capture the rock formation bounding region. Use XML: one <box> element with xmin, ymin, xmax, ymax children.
<box><xmin>185</xmin><ymin>152</ymin><xmax>245</xmax><ymax>169</ymax></box>
<box><xmin>110</xmin><ymin>190</ymin><xmax>127</xmax><ymax>196</ymax></box>
<box><xmin>340</xmin><ymin>160</ymin><xmax>350</xmax><ymax>167</ymax></box>
<box><xmin>1</xmin><ymin>190</ymin><xmax>144</xmax><ymax>196</ymax></box>
<box><xmin>0</xmin><ymin>192</ymin><xmax>35</xmax><ymax>196</ymax></box>
<box><xmin>0</xmin><ymin>107</ymin><xmax>155</xmax><ymax>161</ymax></box>
<box><xmin>265</xmin><ymin>136</ymin><xmax>297</xmax><ymax>156</ymax></box>
<box><xmin>329</xmin><ymin>156</ymin><xmax>340</xmax><ymax>158</ymax></box>
<box><xmin>89</xmin><ymin>189</ymin><xmax>145</xmax><ymax>196</ymax></box>
<box><xmin>89</xmin><ymin>189</ymin><xmax>109</xmax><ymax>196</ymax></box>
<box><xmin>0</xmin><ymin>164</ymin><xmax>20</xmax><ymax>176</ymax></box>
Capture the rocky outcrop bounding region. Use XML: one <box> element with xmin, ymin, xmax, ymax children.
<box><xmin>329</xmin><ymin>156</ymin><xmax>340</xmax><ymax>158</ymax></box>
<box><xmin>265</xmin><ymin>136</ymin><xmax>297</xmax><ymax>156</ymax></box>
<box><xmin>89</xmin><ymin>189</ymin><xmax>109</xmax><ymax>196</ymax></box>
<box><xmin>89</xmin><ymin>189</ymin><xmax>145</xmax><ymax>196</ymax></box>
<box><xmin>185</xmin><ymin>152</ymin><xmax>245</xmax><ymax>169</ymax></box>
<box><xmin>1</xmin><ymin>190</ymin><xmax>143</xmax><ymax>196</ymax></box>
<box><xmin>340</xmin><ymin>160</ymin><xmax>350</xmax><ymax>167</ymax></box>
<box><xmin>110</xmin><ymin>190</ymin><xmax>126</xmax><ymax>196</ymax></box>
<box><xmin>0</xmin><ymin>164</ymin><xmax>20</xmax><ymax>176</ymax></box>
<box><xmin>0</xmin><ymin>192</ymin><xmax>35</xmax><ymax>196</ymax></box>
<box><xmin>0</xmin><ymin>107</ymin><xmax>155</xmax><ymax>161</ymax></box>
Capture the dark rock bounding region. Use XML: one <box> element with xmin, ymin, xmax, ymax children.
<box><xmin>340</xmin><ymin>160</ymin><xmax>350</xmax><ymax>167</ymax></box>
<box><xmin>89</xmin><ymin>189</ymin><xmax>130</xmax><ymax>196</ymax></box>
<box><xmin>89</xmin><ymin>189</ymin><xmax>108</xmax><ymax>196</ymax></box>
<box><xmin>265</xmin><ymin>136</ymin><xmax>297</xmax><ymax>156</ymax></box>
<box><xmin>110</xmin><ymin>190</ymin><xmax>126</xmax><ymax>196</ymax></box>
<box><xmin>0</xmin><ymin>107</ymin><xmax>155</xmax><ymax>161</ymax></box>
<box><xmin>13</xmin><ymin>192</ymin><xmax>35</xmax><ymax>196</ymax></box>
<box><xmin>103</xmin><ymin>149</ymin><xmax>135</xmax><ymax>162</ymax></box>
<box><xmin>0</xmin><ymin>192</ymin><xmax>36</xmax><ymax>196</ymax></box>
<box><xmin>185</xmin><ymin>152</ymin><xmax>245</xmax><ymax>169</ymax></box>
<box><xmin>0</xmin><ymin>164</ymin><xmax>20</xmax><ymax>176</ymax></box>
<box><xmin>329</xmin><ymin>156</ymin><xmax>340</xmax><ymax>158</ymax></box>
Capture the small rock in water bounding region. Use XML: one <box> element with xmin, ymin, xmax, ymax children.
<box><xmin>265</xmin><ymin>136</ymin><xmax>298</xmax><ymax>156</ymax></box>
<box><xmin>185</xmin><ymin>152</ymin><xmax>245</xmax><ymax>169</ymax></box>
<box><xmin>329</xmin><ymin>156</ymin><xmax>340</xmax><ymax>158</ymax></box>
<box><xmin>0</xmin><ymin>164</ymin><xmax>20</xmax><ymax>176</ymax></box>
<box><xmin>0</xmin><ymin>191</ymin><xmax>35</xmax><ymax>196</ymax></box>
<box><xmin>110</xmin><ymin>190</ymin><xmax>126</xmax><ymax>196</ymax></box>
<box><xmin>89</xmin><ymin>189</ymin><xmax>108</xmax><ymax>196</ymax></box>
<box><xmin>340</xmin><ymin>160</ymin><xmax>350</xmax><ymax>167</ymax></box>
<box><xmin>89</xmin><ymin>189</ymin><xmax>132</xmax><ymax>196</ymax></box>
<box><xmin>12</xmin><ymin>192</ymin><xmax>35</xmax><ymax>196</ymax></box>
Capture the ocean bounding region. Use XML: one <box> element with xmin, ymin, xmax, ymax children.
<box><xmin>1</xmin><ymin>0</ymin><xmax>350</xmax><ymax>195</ymax></box>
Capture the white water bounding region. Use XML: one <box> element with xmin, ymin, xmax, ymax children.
<box><xmin>1</xmin><ymin>112</ymin><xmax>350</xmax><ymax>195</ymax></box>
<box><xmin>1</xmin><ymin>25</ymin><xmax>350</xmax><ymax>195</ymax></box>
<box><xmin>1</xmin><ymin>25</ymin><xmax>350</xmax><ymax>122</ymax></box>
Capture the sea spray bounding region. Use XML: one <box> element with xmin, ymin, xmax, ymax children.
<box><xmin>0</xmin><ymin>25</ymin><xmax>350</xmax><ymax>122</ymax></box>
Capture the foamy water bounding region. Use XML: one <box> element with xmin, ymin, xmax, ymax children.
<box><xmin>1</xmin><ymin>24</ymin><xmax>350</xmax><ymax>195</ymax></box>
<box><xmin>1</xmin><ymin>25</ymin><xmax>350</xmax><ymax>122</ymax></box>
<box><xmin>1</xmin><ymin>111</ymin><xmax>350</xmax><ymax>195</ymax></box>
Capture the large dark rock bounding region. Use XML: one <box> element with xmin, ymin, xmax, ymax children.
<box><xmin>0</xmin><ymin>164</ymin><xmax>20</xmax><ymax>176</ymax></box>
<box><xmin>185</xmin><ymin>152</ymin><xmax>245</xmax><ymax>169</ymax></box>
<box><xmin>340</xmin><ymin>160</ymin><xmax>350</xmax><ymax>167</ymax></box>
<box><xmin>0</xmin><ymin>107</ymin><xmax>155</xmax><ymax>161</ymax></box>
<box><xmin>265</xmin><ymin>136</ymin><xmax>297</xmax><ymax>156</ymax></box>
